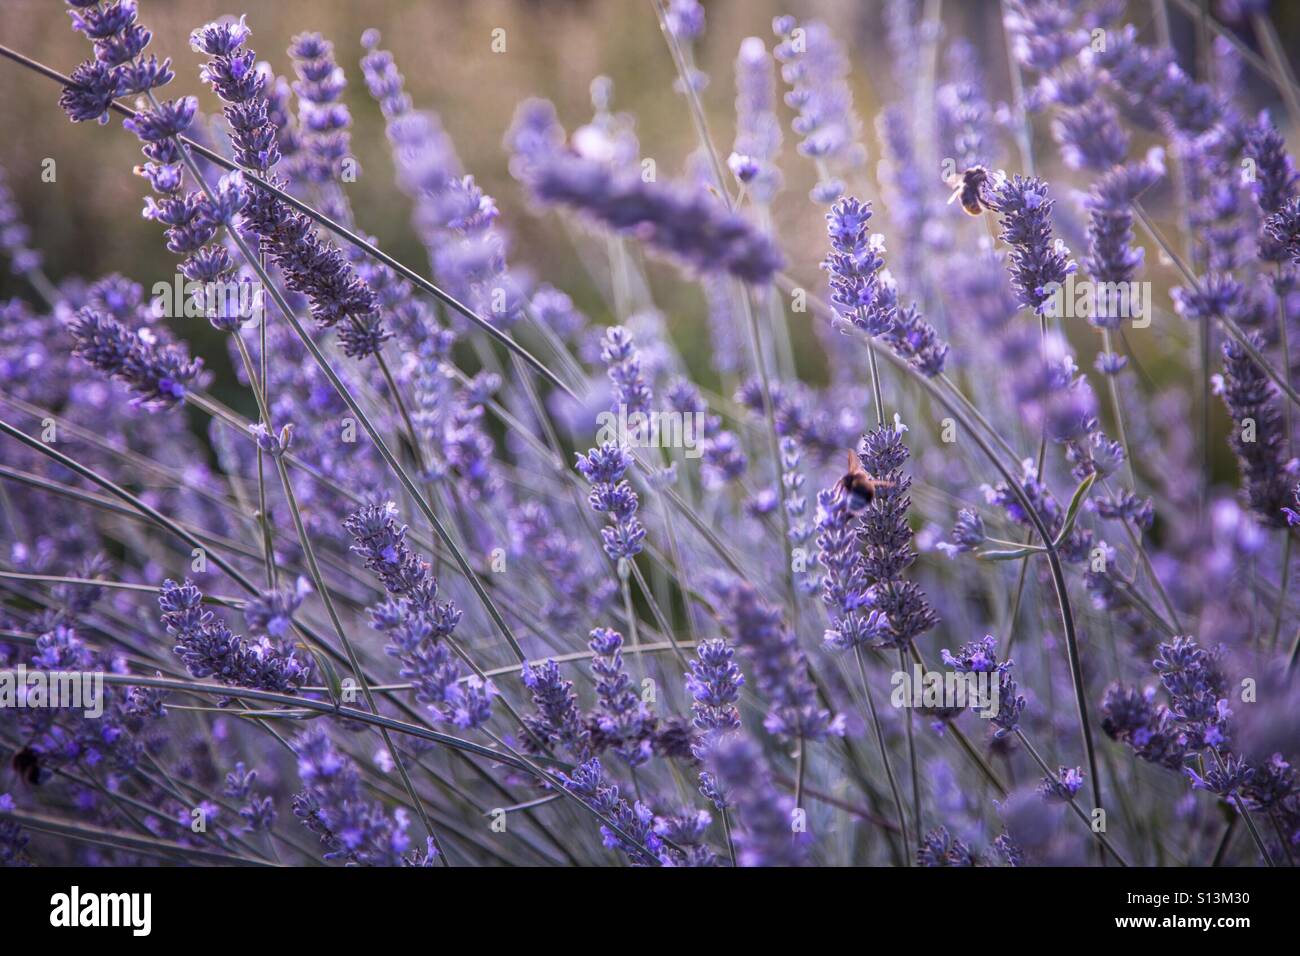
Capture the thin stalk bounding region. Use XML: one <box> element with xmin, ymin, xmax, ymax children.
<box><xmin>855</xmin><ymin>645</ymin><xmax>910</xmax><ymax>861</ymax></box>
<box><xmin>1210</xmin><ymin>816</ymin><xmax>1237</xmax><ymax>866</ymax></box>
<box><xmin>898</xmin><ymin>645</ymin><xmax>921</xmax><ymax>847</ymax></box>
<box><xmin>1</xmin><ymin>808</ymin><xmax>278</xmax><ymax>867</ymax></box>
<box><xmin>740</xmin><ymin>282</ymin><xmax>799</xmax><ymax>615</ymax></box>
<box><xmin>793</xmin><ymin>735</ymin><xmax>807</xmax><ymax>814</ymax></box>
<box><xmin>620</xmin><ymin>568</ymin><xmax>643</xmax><ymax>672</ymax></box>
<box><xmin>721</xmin><ymin>808</ymin><xmax>738</xmax><ymax>867</ymax></box>
<box><xmin>1272</xmin><ymin>532</ymin><xmax>1292</xmax><ymax>654</ymax></box>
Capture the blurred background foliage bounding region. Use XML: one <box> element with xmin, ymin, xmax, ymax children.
<box><xmin>0</xmin><ymin>0</ymin><xmax>1297</xmax><ymax>437</ymax></box>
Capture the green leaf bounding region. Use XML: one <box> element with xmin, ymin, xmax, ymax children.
<box><xmin>1054</xmin><ymin>472</ymin><xmax>1097</xmax><ymax>548</ymax></box>
<box><xmin>977</xmin><ymin>546</ymin><xmax>1045</xmax><ymax>561</ymax></box>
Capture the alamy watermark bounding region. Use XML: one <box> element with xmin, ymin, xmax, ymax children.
<box><xmin>890</xmin><ymin>664</ymin><xmax>1000</xmax><ymax>719</ymax></box>
<box><xmin>152</xmin><ymin>273</ymin><xmax>265</xmax><ymax>326</ymax></box>
<box><xmin>0</xmin><ymin>664</ymin><xmax>104</xmax><ymax>718</ymax></box>
<box><xmin>1041</xmin><ymin>273</ymin><xmax>1151</xmax><ymax>328</ymax></box>
<box><xmin>595</xmin><ymin>405</ymin><xmax>707</xmax><ymax>458</ymax></box>
<box><xmin>50</xmin><ymin>886</ymin><xmax>151</xmax><ymax>936</ymax></box>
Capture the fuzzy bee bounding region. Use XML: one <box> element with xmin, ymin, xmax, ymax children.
<box><xmin>946</xmin><ymin>165</ymin><xmax>994</xmax><ymax>216</ymax></box>
<box><xmin>837</xmin><ymin>450</ymin><xmax>895</xmax><ymax>512</ymax></box>
<box><xmin>11</xmin><ymin>745</ymin><xmax>42</xmax><ymax>786</ymax></box>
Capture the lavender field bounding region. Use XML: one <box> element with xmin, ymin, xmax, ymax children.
<box><xmin>0</xmin><ymin>0</ymin><xmax>1298</xmax><ymax>872</ymax></box>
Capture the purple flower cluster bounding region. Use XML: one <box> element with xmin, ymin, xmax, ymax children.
<box><xmin>712</xmin><ymin>576</ymin><xmax>843</xmax><ymax>742</ymax></box>
<box><xmin>941</xmin><ymin>636</ymin><xmax>1026</xmax><ymax>739</ymax></box>
<box><xmin>989</xmin><ymin>175</ymin><xmax>1077</xmax><ymax>315</ymax></box>
<box><xmin>815</xmin><ymin>487</ymin><xmax>885</xmax><ymax>650</ymax></box>
<box><xmin>588</xmin><ymin>627</ymin><xmax>653</xmax><ymax>767</ymax></box>
<box><xmin>521</xmin><ymin>659</ymin><xmax>591</xmax><ymax>760</ymax></box>
<box><xmin>772</xmin><ymin>16</ymin><xmax>866</xmax><ymax>203</ymax></box>
<box><xmin>822</xmin><ymin>197</ymin><xmax>949</xmax><ymax>376</ymax></box>
<box><xmin>69</xmin><ymin>307</ymin><xmax>202</xmax><ymax>408</ymax></box>
<box><xmin>159</xmin><ymin>579</ymin><xmax>308</xmax><ymax>693</ymax></box>
<box><xmin>0</xmin><ymin>167</ymin><xmax>43</xmax><ymax>276</ymax></box>
<box><xmin>344</xmin><ymin>503</ymin><xmax>491</xmax><ymax>729</ymax></box>
<box><xmin>60</xmin><ymin>1</ymin><xmax>175</xmax><ymax>126</ymax></box>
<box><xmin>1217</xmin><ymin>333</ymin><xmax>1295</xmax><ymax>528</ymax></box>
<box><xmin>855</xmin><ymin>426</ymin><xmax>939</xmax><ymax>648</ymax></box>
<box><xmin>191</xmin><ymin>17</ymin><xmax>388</xmax><ymax>357</ymax></box>
<box><xmin>730</xmin><ymin>36</ymin><xmax>783</xmax><ymax>202</ymax></box>
<box><xmin>705</xmin><ymin>735</ymin><xmax>805</xmax><ymax>865</ymax></box>
<box><xmin>575</xmin><ymin>443</ymin><xmax>647</xmax><ymax>562</ymax></box>
<box><xmin>292</xmin><ymin>726</ymin><xmax>422</xmax><ymax>866</ymax></box>
<box><xmin>557</xmin><ymin>758</ymin><xmax>664</xmax><ymax>865</ymax></box>
<box><xmin>507</xmin><ymin>100</ymin><xmax>783</xmax><ymax>283</ymax></box>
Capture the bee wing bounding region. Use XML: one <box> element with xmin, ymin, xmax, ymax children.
<box><xmin>846</xmin><ymin>449</ymin><xmax>863</xmax><ymax>474</ymax></box>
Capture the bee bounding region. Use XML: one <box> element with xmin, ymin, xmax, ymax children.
<box><xmin>837</xmin><ymin>450</ymin><xmax>895</xmax><ymax>512</ymax></box>
<box><xmin>11</xmin><ymin>745</ymin><xmax>42</xmax><ymax>786</ymax></box>
<box><xmin>946</xmin><ymin>165</ymin><xmax>994</xmax><ymax>216</ymax></box>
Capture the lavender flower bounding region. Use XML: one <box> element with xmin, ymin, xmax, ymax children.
<box><xmin>1243</xmin><ymin>112</ymin><xmax>1298</xmax><ymax>262</ymax></box>
<box><xmin>0</xmin><ymin>795</ymin><xmax>30</xmax><ymax>867</ymax></box>
<box><xmin>521</xmin><ymin>660</ymin><xmax>590</xmax><ymax>760</ymax></box>
<box><xmin>588</xmin><ymin>627</ymin><xmax>653</xmax><ymax>767</ymax></box>
<box><xmin>731</xmin><ymin>36</ymin><xmax>783</xmax><ymax>203</ymax></box>
<box><xmin>937</xmin><ymin>508</ymin><xmax>986</xmax><ymax>558</ymax></box>
<box><xmin>69</xmin><ymin>307</ymin><xmax>202</xmax><ymax>408</ymax></box>
<box><xmin>815</xmin><ymin>487</ymin><xmax>886</xmax><ymax>650</ymax></box>
<box><xmin>158</xmin><ymin>579</ymin><xmax>307</xmax><ymax>693</ymax></box>
<box><xmin>1217</xmin><ymin>333</ymin><xmax>1295</xmax><ymax>528</ymax></box>
<box><xmin>507</xmin><ymin>101</ymin><xmax>782</xmax><ymax>283</ymax></box>
<box><xmin>1285</xmin><ymin>482</ymin><xmax>1300</xmax><ymax>526</ymax></box>
<box><xmin>287</xmin><ymin>32</ymin><xmax>351</xmax><ymax>187</ymax></box>
<box><xmin>1037</xmin><ymin>767</ymin><xmax>1084</xmax><ymax>802</ymax></box>
<box><xmin>557</xmin><ymin>758</ymin><xmax>664</xmax><ymax>865</ymax></box>
<box><xmin>601</xmin><ymin>325</ymin><xmax>652</xmax><ymax>427</ymax></box>
<box><xmin>1154</xmin><ymin>636</ymin><xmax>1230</xmax><ymax>751</ymax></box>
<box><xmin>821</xmin><ymin>197</ymin><xmax>949</xmax><ymax>376</ymax></box>
<box><xmin>575</xmin><ymin>443</ymin><xmax>646</xmax><ymax>561</ymax></box>
<box><xmin>1051</xmin><ymin>98</ymin><xmax>1128</xmax><ymax>172</ymax></box>
<box><xmin>1265</xmin><ymin>197</ymin><xmax>1300</xmax><ymax>264</ymax></box>
<box><xmin>0</xmin><ymin>167</ymin><xmax>43</xmax><ymax>276</ymax></box>
<box><xmin>1083</xmin><ymin>155</ymin><xmax>1163</xmax><ymax>328</ymax></box>
<box><xmin>942</xmin><ymin>636</ymin><xmax>1026</xmax><ymax>738</ymax></box>
<box><xmin>191</xmin><ymin>18</ymin><xmax>388</xmax><ymax>357</ymax></box>
<box><xmin>713</xmin><ymin>576</ymin><xmax>843</xmax><ymax>741</ymax></box>
<box><xmin>292</xmin><ymin>727</ymin><xmax>416</xmax><ymax>866</ymax></box>
<box><xmin>687</xmin><ymin>640</ymin><xmax>745</xmax><ymax>739</ymax></box>
<box><xmin>917</xmin><ymin>825</ymin><xmax>975</xmax><ymax>867</ymax></box>
<box><xmin>855</xmin><ymin>425</ymin><xmax>939</xmax><ymax>647</ymax></box>
<box><xmin>989</xmin><ymin>175</ymin><xmax>1077</xmax><ymax>315</ymax></box>
<box><xmin>1100</xmin><ymin>684</ymin><xmax>1189</xmax><ymax>770</ymax></box>
<box><xmin>345</xmin><ymin>503</ymin><xmax>490</xmax><ymax>729</ymax></box>
<box><xmin>772</xmin><ymin>17</ymin><xmax>866</xmax><ymax>203</ymax></box>
<box><xmin>224</xmin><ymin>762</ymin><xmax>276</xmax><ymax>832</ymax></box>
<box><xmin>60</xmin><ymin>0</ymin><xmax>174</xmax><ymax>126</ymax></box>
<box><xmin>242</xmin><ymin>579</ymin><xmax>308</xmax><ymax>638</ymax></box>
<box><xmin>706</xmin><ymin>735</ymin><xmax>805</xmax><ymax>865</ymax></box>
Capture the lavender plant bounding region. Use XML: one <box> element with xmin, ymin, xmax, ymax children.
<box><xmin>1</xmin><ymin>0</ymin><xmax>1299</xmax><ymax>873</ymax></box>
